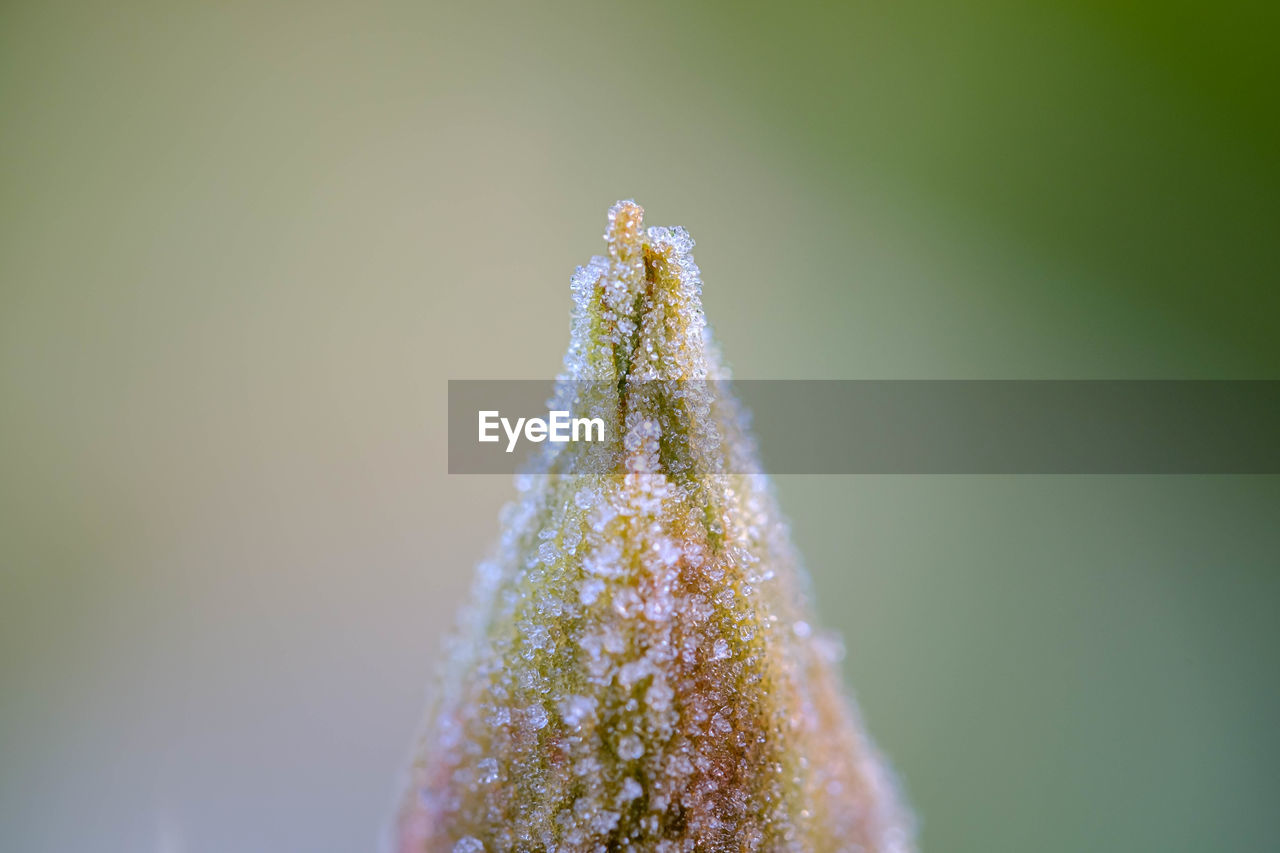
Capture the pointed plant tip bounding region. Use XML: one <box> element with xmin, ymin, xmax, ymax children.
<box><xmin>396</xmin><ymin>202</ymin><xmax>914</xmax><ymax>852</ymax></box>
<box><xmin>608</xmin><ymin>198</ymin><xmax>643</xmax><ymax>221</ymax></box>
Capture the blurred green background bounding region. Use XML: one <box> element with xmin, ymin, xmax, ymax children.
<box><xmin>2</xmin><ymin>1</ymin><xmax>1277</xmax><ymax>851</ymax></box>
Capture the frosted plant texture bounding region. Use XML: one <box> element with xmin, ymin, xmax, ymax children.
<box><xmin>394</xmin><ymin>202</ymin><xmax>913</xmax><ymax>852</ymax></box>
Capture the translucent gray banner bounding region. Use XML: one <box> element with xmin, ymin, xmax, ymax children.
<box><xmin>448</xmin><ymin>380</ymin><xmax>1280</xmax><ymax>474</ymax></box>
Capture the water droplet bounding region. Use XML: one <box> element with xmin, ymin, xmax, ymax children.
<box><xmin>616</xmin><ymin>734</ymin><xmax>644</xmax><ymax>761</ymax></box>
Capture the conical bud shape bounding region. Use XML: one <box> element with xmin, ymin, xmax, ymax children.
<box><xmin>396</xmin><ymin>202</ymin><xmax>912</xmax><ymax>852</ymax></box>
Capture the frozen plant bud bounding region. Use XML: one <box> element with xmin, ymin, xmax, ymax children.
<box><xmin>394</xmin><ymin>201</ymin><xmax>913</xmax><ymax>852</ymax></box>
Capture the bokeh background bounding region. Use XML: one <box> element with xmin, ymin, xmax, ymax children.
<box><xmin>2</xmin><ymin>2</ymin><xmax>1278</xmax><ymax>851</ymax></box>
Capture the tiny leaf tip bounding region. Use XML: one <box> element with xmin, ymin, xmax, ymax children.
<box><xmin>395</xmin><ymin>202</ymin><xmax>914</xmax><ymax>853</ymax></box>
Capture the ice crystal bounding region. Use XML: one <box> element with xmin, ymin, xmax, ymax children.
<box><xmin>394</xmin><ymin>202</ymin><xmax>913</xmax><ymax>852</ymax></box>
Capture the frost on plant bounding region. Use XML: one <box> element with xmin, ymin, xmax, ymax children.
<box><xmin>394</xmin><ymin>202</ymin><xmax>913</xmax><ymax>852</ymax></box>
